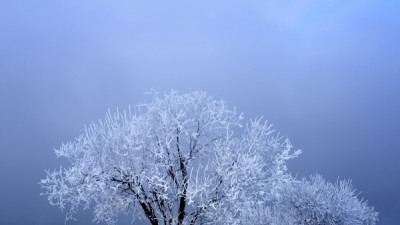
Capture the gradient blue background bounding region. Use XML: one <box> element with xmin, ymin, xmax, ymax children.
<box><xmin>0</xmin><ymin>1</ymin><xmax>399</xmax><ymax>224</ymax></box>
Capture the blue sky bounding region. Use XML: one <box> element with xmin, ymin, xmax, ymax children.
<box><xmin>0</xmin><ymin>1</ymin><xmax>399</xmax><ymax>224</ymax></box>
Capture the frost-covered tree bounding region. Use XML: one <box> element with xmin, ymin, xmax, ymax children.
<box><xmin>40</xmin><ymin>91</ymin><xmax>378</xmax><ymax>225</ymax></box>
<box><xmin>271</xmin><ymin>174</ymin><xmax>378</xmax><ymax>225</ymax></box>
<box><xmin>40</xmin><ymin>91</ymin><xmax>300</xmax><ymax>225</ymax></box>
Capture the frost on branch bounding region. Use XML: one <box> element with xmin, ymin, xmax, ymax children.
<box><xmin>271</xmin><ymin>174</ymin><xmax>379</xmax><ymax>225</ymax></box>
<box><xmin>40</xmin><ymin>91</ymin><xmax>376</xmax><ymax>225</ymax></box>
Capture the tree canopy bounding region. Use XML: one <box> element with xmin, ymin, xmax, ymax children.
<box><xmin>40</xmin><ymin>91</ymin><xmax>378</xmax><ymax>225</ymax></box>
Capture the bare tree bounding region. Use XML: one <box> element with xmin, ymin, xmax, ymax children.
<box><xmin>40</xmin><ymin>91</ymin><xmax>377</xmax><ymax>225</ymax></box>
<box><xmin>40</xmin><ymin>91</ymin><xmax>300</xmax><ymax>224</ymax></box>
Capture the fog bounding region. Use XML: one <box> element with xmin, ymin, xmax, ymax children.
<box><xmin>0</xmin><ymin>1</ymin><xmax>399</xmax><ymax>224</ymax></box>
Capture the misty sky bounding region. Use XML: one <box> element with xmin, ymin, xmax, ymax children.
<box><xmin>0</xmin><ymin>1</ymin><xmax>399</xmax><ymax>224</ymax></box>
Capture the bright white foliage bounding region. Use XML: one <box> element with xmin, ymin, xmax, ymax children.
<box><xmin>40</xmin><ymin>91</ymin><xmax>377</xmax><ymax>225</ymax></box>
<box><xmin>271</xmin><ymin>174</ymin><xmax>379</xmax><ymax>225</ymax></box>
